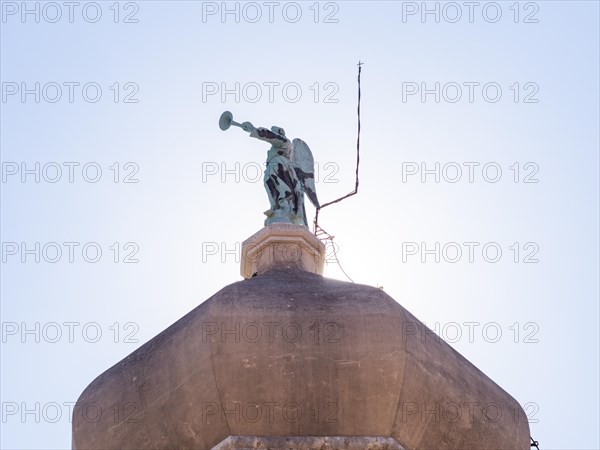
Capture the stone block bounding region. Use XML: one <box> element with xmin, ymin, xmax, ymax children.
<box><xmin>240</xmin><ymin>224</ymin><xmax>326</xmax><ymax>279</ymax></box>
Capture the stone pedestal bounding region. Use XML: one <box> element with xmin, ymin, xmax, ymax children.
<box><xmin>240</xmin><ymin>223</ymin><xmax>326</xmax><ymax>279</ymax></box>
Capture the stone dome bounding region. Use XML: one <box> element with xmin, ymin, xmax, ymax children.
<box><xmin>72</xmin><ymin>268</ymin><xmax>529</xmax><ymax>449</ymax></box>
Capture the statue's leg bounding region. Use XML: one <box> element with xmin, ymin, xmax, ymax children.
<box><xmin>263</xmin><ymin>176</ymin><xmax>290</xmax><ymax>224</ymax></box>
<box><xmin>264</xmin><ymin>177</ymin><xmax>278</xmax><ymax>211</ymax></box>
<box><xmin>263</xmin><ymin>163</ymin><xmax>302</xmax><ymax>225</ymax></box>
<box><xmin>299</xmin><ymin>202</ymin><xmax>307</xmax><ymax>227</ymax></box>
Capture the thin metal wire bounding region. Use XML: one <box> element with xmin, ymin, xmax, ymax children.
<box><xmin>327</xmin><ymin>237</ymin><xmax>354</xmax><ymax>283</ymax></box>
<box><xmin>530</xmin><ymin>436</ymin><xmax>540</xmax><ymax>449</ymax></box>
<box><xmin>313</xmin><ymin>61</ymin><xmax>362</xmax><ymax>233</ymax></box>
<box><xmin>312</xmin><ymin>61</ymin><xmax>363</xmax><ymax>282</ymax></box>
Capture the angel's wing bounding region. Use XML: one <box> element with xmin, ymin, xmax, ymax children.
<box><xmin>291</xmin><ymin>138</ymin><xmax>320</xmax><ymax>208</ymax></box>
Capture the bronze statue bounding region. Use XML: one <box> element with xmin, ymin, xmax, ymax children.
<box><xmin>219</xmin><ymin>111</ymin><xmax>319</xmax><ymax>227</ymax></box>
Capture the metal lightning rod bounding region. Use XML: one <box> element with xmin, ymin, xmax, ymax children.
<box><xmin>313</xmin><ymin>60</ymin><xmax>363</xmax><ymax>236</ymax></box>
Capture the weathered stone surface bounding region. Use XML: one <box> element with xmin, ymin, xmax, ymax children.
<box><xmin>240</xmin><ymin>223</ymin><xmax>326</xmax><ymax>279</ymax></box>
<box><xmin>72</xmin><ymin>268</ymin><xmax>529</xmax><ymax>449</ymax></box>
<box><xmin>212</xmin><ymin>435</ymin><xmax>405</xmax><ymax>449</ymax></box>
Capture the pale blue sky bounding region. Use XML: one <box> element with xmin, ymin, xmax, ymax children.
<box><xmin>1</xmin><ymin>1</ymin><xmax>599</xmax><ymax>449</ymax></box>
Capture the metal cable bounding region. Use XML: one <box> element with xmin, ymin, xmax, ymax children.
<box><xmin>312</xmin><ymin>61</ymin><xmax>363</xmax><ymax>282</ymax></box>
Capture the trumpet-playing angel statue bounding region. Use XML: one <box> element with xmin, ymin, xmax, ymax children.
<box><xmin>219</xmin><ymin>111</ymin><xmax>320</xmax><ymax>227</ymax></box>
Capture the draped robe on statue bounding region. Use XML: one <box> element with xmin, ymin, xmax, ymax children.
<box><xmin>249</xmin><ymin>127</ymin><xmax>306</xmax><ymax>226</ymax></box>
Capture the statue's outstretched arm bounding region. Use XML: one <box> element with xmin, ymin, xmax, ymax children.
<box><xmin>245</xmin><ymin>124</ymin><xmax>290</xmax><ymax>148</ymax></box>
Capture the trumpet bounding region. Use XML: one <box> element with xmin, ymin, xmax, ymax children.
<box><xmin>218</xmin><ymin>111</ymin><xmax>244</xmax><ymax>131</ymax></box>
